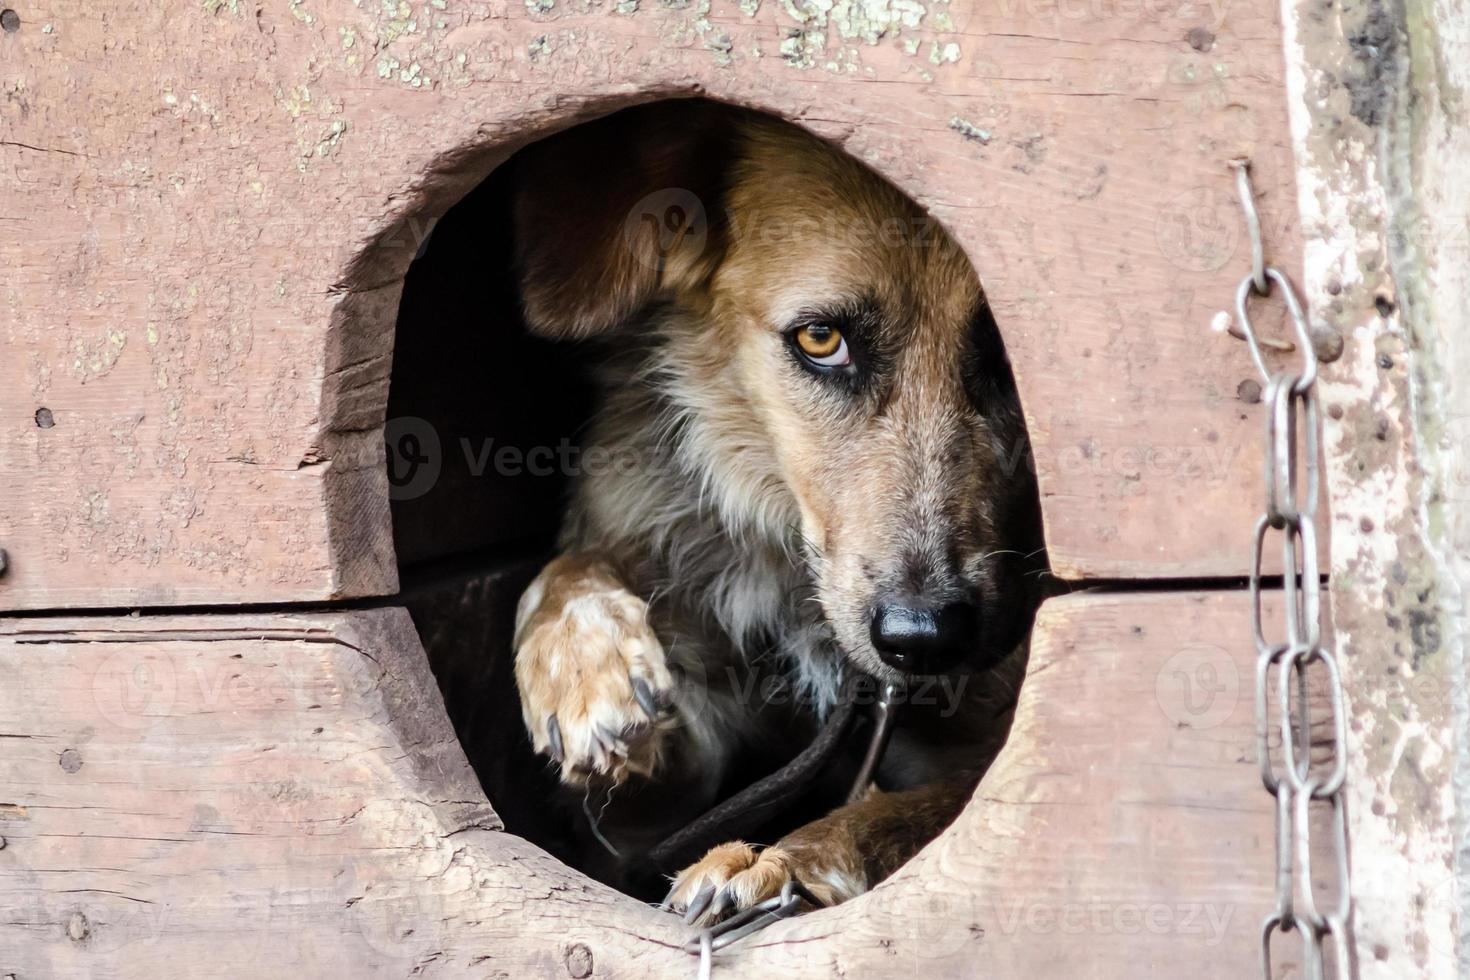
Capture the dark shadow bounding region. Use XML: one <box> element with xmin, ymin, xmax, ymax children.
<box><xmin>385</xmin><ymin>158</ymin><xmax>595</xmax><ymax>868</ymax></box>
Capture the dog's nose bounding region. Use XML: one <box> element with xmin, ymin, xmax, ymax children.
<box><xmin>869</xmin><ymin>600</ymin><xmax>978</xmax><ymax>675</ymax></box>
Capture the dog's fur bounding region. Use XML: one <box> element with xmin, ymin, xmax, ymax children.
<box><xmin>507</xmin><ymin>100</ymin><xmax>1044</xmax><ymax>920</ymax></box>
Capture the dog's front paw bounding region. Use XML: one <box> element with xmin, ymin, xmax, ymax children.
<box><xmin>514</xmin><ymin>557</ymin><xmax>675</xmax><ymax>785</ymax></box>
<box><xmin>665</xmin><ymin>842</ymin><xmax>854</xmax><ymax>926</ymax></box>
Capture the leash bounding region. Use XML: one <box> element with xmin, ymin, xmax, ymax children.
<box><xmin>646</xmin><ymin>670</ymin><xmax>869</xmax><ymax>878</ymax></box>
<box><xmin>673</xmin><ymin>677</ymin><xmax>904</xmax><ymax>977</ymax></box>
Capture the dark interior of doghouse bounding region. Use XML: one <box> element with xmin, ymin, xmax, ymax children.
<box><xmin>385</xmin><ymin>150</ymin><xmax>593</xmax><ymax>873</ymax></box>
<box><xmin>386</xmin><ymin>100</ymin><xmax>1046</xmax><ymax>903</ymax></box>
<box><xmin>384</xmin><ymin>136</ymin><xmax>856</xmax><ymax>899</ymax></box>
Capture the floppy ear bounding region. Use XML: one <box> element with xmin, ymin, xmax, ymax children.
<box><xmin>510</xmin><ymin>101</ymin><xmax>736</xmax><ymax>340</ymax></box>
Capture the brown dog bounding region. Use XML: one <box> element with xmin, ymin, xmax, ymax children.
<box><xmin>507</xmin><ymin>100</ymin><xmax>1044</xmax><ymax>922</ymax></box>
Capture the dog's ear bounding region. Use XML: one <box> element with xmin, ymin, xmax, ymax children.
<box><xmin>510</xmin><ymin>102</ymin><xmax>736</xmax><ymax>340</ymax></box>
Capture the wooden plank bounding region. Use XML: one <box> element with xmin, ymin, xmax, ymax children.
<box><xmin>0</xmin><ymin>607</ymin><xmax>681</xmax><ymax>977</ymax></box>
<box><xmin>0</xmin><ymin>0</ymin><xmax>1303</xmax><ymax>610</ymax></box>
<box><xmin>0</xmin><ymin>593</ymin><xmax>1305</xmax><ymax>976</ymax></box>
<box><xmin>738</xmin><ymin>589</ymin><xmax>1296</xmax><ymax>976</ymax></box>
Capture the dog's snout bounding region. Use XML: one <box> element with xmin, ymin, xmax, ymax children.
<box><xmin>869</xmin><ymin>599</ymin><xmax>978</xmax><ymax>675</ymax></box>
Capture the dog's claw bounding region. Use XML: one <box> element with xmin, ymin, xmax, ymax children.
<box><xmin>546</xmin><ymin>714</ymin><xmax>565</xmax><ymax>764</ymax></box>
<box><xmin>632</xmin><ymin>676</ymin><xmax>660</xmax><ymax>720</ymax></box>
<box><xmin>683</xmin><ymin>882</ymin><xmax>716</xmax><ymax>925</ymax></box>
<box><xmin>514</xmin><ymin>564</ymin><xmax>673</xmax><ymax>787</ymax></box>
<box><xmin>595</xmin><ymin>723</ymin><xmax>629</xmax><ymax>763</ymax></box>
<box><xmin>659</xmin><ymin>880</ymin><xmax>680</xmax><ymax>913</ymax></box>
<box><xmin>706</xmin><ymin>888</ymin><xmax>734</xmax><ymax>923</ymax></box>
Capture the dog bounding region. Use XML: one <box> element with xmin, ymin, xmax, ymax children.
<box><xmin>506</xmin><ymin>99</ymin><xmax>1044</xmax><ymax>922</ymax></box>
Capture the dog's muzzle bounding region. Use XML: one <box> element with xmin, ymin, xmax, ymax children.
<box><xmin>868</xmin><ymin>598</ymin><xmax>980</xmax><ymax>675</ymax></box>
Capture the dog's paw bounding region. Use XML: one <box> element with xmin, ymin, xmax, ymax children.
<box><xmin>513</xmin><ymin>558</ymin><xmax>675</xmax><ymax>785</ymax></box>
<box><xmin>664</xmin><ymin>842</ymin><xmax>850</xmax><ymax>927</ymax></box>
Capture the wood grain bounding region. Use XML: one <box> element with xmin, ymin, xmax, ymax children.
<box><xmin>0</xmin><ymin>592</ymin><xmax>1311</xmax><ymax>977</ymax></box>
<box><xmin>0</xmin><ymin>0</ymin><xmax>1304</xmax><ymax>610</ymax></box>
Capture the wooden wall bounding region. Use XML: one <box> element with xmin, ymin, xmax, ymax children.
<box><xmin>0</xmin><ymin>0</ymin><xmax>1303</xmax><ymax>612</ymax></box>
<box><xmin>0</xmin><ymin>595</ymin><xmax>1303</xmax><ymax>976</ymax></box>
<box><xmin>0</xmin><ymin>0</ymin><xmax>1390</xmax><ymax>976</ymax></box>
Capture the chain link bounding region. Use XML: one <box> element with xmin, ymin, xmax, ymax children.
<box><xmin>683</xmin><ymin>683</ymin><xmax>900</xmax><ymax>977</ymax></box>
<box><xmin>1228</xmin><ymin>160</ymin><xmax>1353</xmax><ymax>979</ymax></box>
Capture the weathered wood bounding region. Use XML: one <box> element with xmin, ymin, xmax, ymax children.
<box><xmin>0</xmin><ymin>0</ymin><xmax>1303</xmax><ymax>610</ymax></box>
<box><xmin>1279</xmin><ymin>0</ymin><xmax>1467</xmax><ymax>972</ymax></box>
<box><xmin>0</xmin><ymin>607</ymin><xmax>678</xmax><ymax>977</ymax></box>
<box><xmin>398</xmin><ymin>557</ymin><xmax>582</xmax><ymax>862</ymax></box>
<box><xmin>0</xmin><ymin>593</ymin><xmax>1307</xmax><ymax>976</ymax></box>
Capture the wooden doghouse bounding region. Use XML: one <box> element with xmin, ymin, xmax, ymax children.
<box><xmin>1</xmin><ymin>0</ymin><xmax>1463</xmax><ymax>976</ymax></box>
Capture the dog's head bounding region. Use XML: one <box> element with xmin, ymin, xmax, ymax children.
<box><xmin>511</xmin><ymin>100</ymin><xmax>1044</xmax><ymax>681</ymax></box>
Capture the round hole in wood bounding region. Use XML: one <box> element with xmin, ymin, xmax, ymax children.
<box><xmin>372</xmin><ymin>98</ymin><xmax>1044</xmax><ymax>913</ymax></box>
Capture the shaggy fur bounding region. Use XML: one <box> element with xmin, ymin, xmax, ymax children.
<box><xmin>508</xmin><ymin>99</ymin><xmax>1045</xmax><ymax>920</ymax></box>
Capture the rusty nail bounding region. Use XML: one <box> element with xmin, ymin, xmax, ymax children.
<box><xmin>1310</xmin><ymin>324</ymin><xmax>1344</xmax><ymax>363</ymax></box>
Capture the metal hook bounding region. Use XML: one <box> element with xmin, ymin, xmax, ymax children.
<box><xmin>1231</xmin><ymin>159</ymin><xmax>1268</xmax><ymax>297</ymax></box>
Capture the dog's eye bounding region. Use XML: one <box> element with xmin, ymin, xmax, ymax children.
<box><xmin>793</xmin><ymin>324</ymin><xmax>851</xmax><ymax>368</ymax></box>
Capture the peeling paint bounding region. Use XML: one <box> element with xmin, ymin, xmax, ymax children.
<box><xmin>70</xmin><ymin>329</ymin><xmax>128</xmax><ymax>384</ymax></box>
<box><xmin>949</xmin><ymin>116</ymin><xmax>990</xmax><ymax>144</ymax></box>
<box><xmin>1281</xmin><ymin>0</ymin><xmax>1463</xmax><ymax>970</ymax></box>
<box><xmin>707</xmin><ymin>32</ymin><xmax>734</xmax><ymax>64</ymax></box>
<box><xmin>928</xmin><ymin>39</ymin><xmax>959</xmax><ymax>64</ymax></box>
<box><xmin>778</xmin><ymin>26</ymin><xmax>823</xmax><ymax>67</ymax></box>
<box><xmin>831</xmin><ymin>0</ymin><xmax>925</xmax><ymax>45</ymax></box>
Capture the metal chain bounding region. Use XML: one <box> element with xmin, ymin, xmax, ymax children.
<box><xmin>1228</xmin><ymin>160</ymin><xmax>1353</xmax><ymax>979</ymax></box>
<box><xmin>684</xmin><ymin>682</ymin><xmax>901</xmax><ymax>977</ymax></box>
